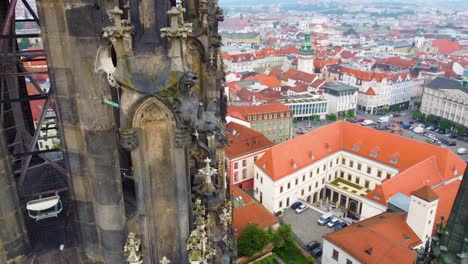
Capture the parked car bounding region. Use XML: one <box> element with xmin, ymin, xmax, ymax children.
<box><xmin>333</xmin><ymin>221</ymin><xmax>348</xmax><ymax>231</ymax></box>
<box><xmin>449</xmin><ymin>133</ymin><xmax>457</xmax><ymax>139</ymax></box>
<box><xmin>357</xmin><ymin>118</ymin><xmax>365</xmax><ymax>122</ymax></box>
<box><xmin>346</xmin><ymin>118</ymin><xmax>358</xmax><ymax>123</ymax></box>
<box><xmin>295</xmin><ymin>204</ymin><xmax>308</xmax><ymax>214</ymax></box>
<box><xmin>409</xmin><ymin>120</ymin><xmax>415</xmax><ymax>124</ymax></box>
<box><xmin>426</xmin><ymin>126</ymin><xmax>434</xmax><ymax>130</ymax></box>
<box><xmin>291</xmin><ymin>201</ymin><xmax>303</xmax><ymax>210</ymax></box>
<box><xmin>317</xmin><ymin>212</ymin><xmax>334</xmax><ymax>225</ymax></box>
<box><xmin>429</xmin><ymin>126</ymin><xmax>436</xmax><ymax>131</ymax></box>
<box><xmin>393</xmin><ymin>113</ymin><xmax>400</xmax><ymax>117</ymax></box>
<box><xmin>306</xmin><ymin>241</ymin><xmax>321</xmax><ymax>251</ymax></box>
<box><xmin>448</xmin><ymin>141</ymin><xmax>456</xmax><ymax>146</ymax></box>
<box><xmin>310</xmin><ymin>247</ymin><xmax>323</xmax><ymax>257</ymax></box>
<box><xmin>327</xmin><ymin>217</ymin><xmax>340</xmax><ymax>228</ymax></box>
<box><xmin>457</xmin><ymin>148</ymin><xmax>467</xmax><ymax>155</ymax></box>
<box><xmin>361</xmin><ymin>120</ymin><xmax>374</xmax><ymax>126</ymax></box>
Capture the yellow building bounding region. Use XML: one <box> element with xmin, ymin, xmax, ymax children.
<box><xmin>221</xmin><ymin>32</ymin><xmax>260</xmax><ymax>45</ymax></box>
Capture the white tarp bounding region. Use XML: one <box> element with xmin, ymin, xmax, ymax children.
<box><xmin>27</xmin><ymin>195</ymin><xmax>60</xmax><ymax>211</ymax></box>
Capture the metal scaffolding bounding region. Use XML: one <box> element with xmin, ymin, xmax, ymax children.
<box><xmin>0</xmin><ymin>0</ymin><xmax>74</xmax><ymax>253</ymax></box>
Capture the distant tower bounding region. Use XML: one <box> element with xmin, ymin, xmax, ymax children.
<box><xmin>415</xmin><ymin>28</ymin><xmax>425</xmax><ymax>49</ymax></box>
<box><xmin>406</xmin><ymin>185</ymin><xmax>439</xmax><ymax>244</ymax></box>
<box><xmin>298</xmin><ymin>27</ymin><xmax>315</xmax><ymax>74</ymax></box>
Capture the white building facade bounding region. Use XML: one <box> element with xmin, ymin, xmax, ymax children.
<box><xmin>254</xmin><ymin>150</ymin><xmax>398</xmax><ymax>215</ymax></box>
<box><xmin>420</xmin><ymin>77</ymin><xmax>468</xmax><ymax>127</ymax></box>
<box><xmin>339</xmin><ymin>68</ymin><xmax>414</xmax><ymax>114</ymax></box>
<box><xmin>323</xmin><ymin>84</ymin><xmax>358</xmax><ymax>116</ymax></box>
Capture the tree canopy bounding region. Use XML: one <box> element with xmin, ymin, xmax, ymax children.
<box><xmin>237</xmin><ymin>224</ymin><xmax>270</xmax><ymax>257</ymax></box>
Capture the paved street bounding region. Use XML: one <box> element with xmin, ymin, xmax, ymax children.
<box><xmin>281</xmin><ymin>208</ymin><xmax>332</xmax><ymax>246</ymax></box>
<box><xmin>292</xmin><ymin>110</ymin><xmax>468</xmax><ymax>159</ymax></box>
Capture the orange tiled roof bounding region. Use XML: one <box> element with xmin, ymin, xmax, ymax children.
<box><xmin>364</xmin><ymin>87</ymin><xmax>377</xmax><ymax>95</ymax></box>
<box><xmin>311</xmin><ymin>79</ymin><xmax>327</xmax><ymax>89</ymax></box>
<box><xmin>268</xmin><ymin>68</ymin><xmax>283</xmax><ymax>79</ymax></box>
<box><xmin>225</xmin><ymin>122</ymin><xmax>274</xmax><ymax>159</ymax></box>
<box><xmin>244</xmin><ymin>74</ymin><xmax>281</xmax><ymax>88</ymax></box>
<box><xmin>256</xmin><ymin>121</ymin><xmax>466</xmax><ymax>184</ymax></box>
<box><xmin>283</xmin><ymin>68</ymin><xmax>317</xmax><ymax>84</ymax></box>
<box><xmin>342</xmin><ymin>67</ymin><xmax>411</xmax><ymax>83</ymax></box>
<box><xmin>314</xmin><ymin>58</ymin><xmax>340</xmax><ymax>68</ymax></box>
<box><xmin>432</xmin><ymin>39</ymin><xmax>461</xmax><ymax>55</ymax></box>
<box><xmin>228</xmin><ymin>103</ymin><xmax>292</xmax><ymax>118</ymax></box>
<box><xmin>232</xmin><ymin>187</ymin><xmax>278</xmax><ymax>239</ymax></box>
<box><xmin>323</xmin><ymin>212</ymin><xmax>419</xmax><ymax>264</ymax></box>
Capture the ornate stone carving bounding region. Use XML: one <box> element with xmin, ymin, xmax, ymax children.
<box><xmin>119</xmin><ymin>128</ymin><xmax>138</xmax><ymax>150</ymax></box>
<box><xmin>187</xmin><ymin>199</ymin><xmax>216</xmax><ymax>264</ymax></box>
<box><xmin>174</xmin><ymin>126</ymin><xmax>192</xmax><ymax>148</ymax></box>
<box><xmin>161</xmin><ymin>5</ymin><xmax>193</xmax><ymax>71</ymax></box>
<box><xmin>102</xmin><ymin>6</ymin><xmax>134</xmax><ymax>53</ymax></box>
<box><xmin>124</xmin><ymin>232</ymin><xmax>143</xmax><ymax>263</ymax></box>
<box><xmin>159</xmin><ymin>256</ymin><xmax>171</xmax><ymax>264</ymax></box>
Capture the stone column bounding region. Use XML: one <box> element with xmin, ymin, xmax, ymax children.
<box><xmin>36</xmin><ymin>1</ymin><xmax>126</xmax><ymax>262</ymax></box>
<box><xmin>0</xmin><ymin>124</ymin><xmax>30</xmax><ymax>263</ymax></box>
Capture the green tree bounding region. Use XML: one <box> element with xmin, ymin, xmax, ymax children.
<box><xmin>237</xmin><ymin>224</ymin><xmax>270</xmax><ymax>257</ymax></box>
<box><xmin>426</xmin><ymin>114</ymin><xmax>437</xmax><ymax>125</ymax></box>
<box><xmin>412</xmin><ymin>111</ymin><xmax>423</xmax><ymax>121</ymax></box>
<box><xmin>456</xmin><ymin>125</ymin><xmax>466</xmax><ymax>137</ymax></box>
<box><xmin>346</xmin><ymin>109</ymin><xmax>355</xmax><ymax>118</ymax></box>
<box><xmin>313</xmin><ymin>115</ymin><xmax>321</xmax><ymax>121</ymax></box>
<box><xmin>439</xmin><ymin>119</ymin><xmax>451</xmax><ymax>131</ymax></box>
<box><xmin>271</xmin><ymin>224</ymin><xmax>295</xmax><ymax>251</ymax></box>
<box><xmin>328</xmin><ymin>113</ymin><xmax>337</xmax><ymax>122</ymax></box>
<box><xmin>293</xmin><ymin>118</ymin><xmax>298</xmax><ymax>124</ymax></box>
<box><xmin>391</xmin><ymin>105</ymin><xmax>401</xmax><ymax>113</ymax></box>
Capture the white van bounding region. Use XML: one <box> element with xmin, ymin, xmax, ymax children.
<box><xmin>317</xmin><ymin>212</ymin><xmax>334</xmax><ymax>225</ymax></box>
<box><xmin>361</xmin><ymin>120</ymin><xmax>374</xmax><ymax>126</ymax></box>
<box><xmin>457</xmin><ymin>148</ymin><xmax>467</xmax><ymax>155</ymax></box>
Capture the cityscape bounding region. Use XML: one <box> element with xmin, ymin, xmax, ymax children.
<box><xmin>0</xmin><ymin>0</ymin><xmax>467</xmax><ymax>263</ymax></box>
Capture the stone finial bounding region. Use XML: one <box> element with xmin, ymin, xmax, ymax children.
<box><xmin>160</xmin><ymin>256</ymin><xmax>171</xmax><ymax>264</ymax></box>
<box><xmin>124</xmin><ymin>232</ymin><xmax>143</xmax><ymax>263</ymax></box>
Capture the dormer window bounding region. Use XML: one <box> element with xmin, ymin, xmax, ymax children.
<box><xmin>373</xmin><ymin>194</ymin><xmax>381</xmax><ymax>199</ymax></box>
<box><xmin>389</xmin><ymin>157</ymin><xmax>398</xmax><ymax>164</ymax></box>
<box><xmin>352</xmin><ymin>145</ymin><xmax>360</xmax><ymax>151</ymax></box>
<box><xmin>370</xmin><ymin>151</ymin><xmax>378</xmax><ymax>157</ymax></box>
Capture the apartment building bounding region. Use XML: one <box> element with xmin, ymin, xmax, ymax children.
<box><xmin>420</xmin><ymin>77</ymin><xmax>468</xmax><ymax>127</ymax></box>
<box><xmin>225</xmin><ymin>122</ymin><xmax>274</xmax><ymax>190</ymax></box>
<box><xmin>322</xmin><ymin>83</ymin><xmax>358</xmax><ymax>116</ymax></box>
<box><xmin>339</xmin><ymin>67</ymin><xmax>414</xmax><ymax>114</ymax></box>
<box><xmin>228</xmin><ymin>103</ymin><xmax>293</xmax><ymax>143</ymax></box>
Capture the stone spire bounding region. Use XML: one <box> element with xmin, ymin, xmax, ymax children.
<box><xmin>432</xmin><ymin>164</ymin><xmax>468</xmax><ymax>263</ymax></box>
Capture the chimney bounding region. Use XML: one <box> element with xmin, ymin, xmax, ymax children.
<box><xmin>406</xmin><ymin>186</ymin><xmax>439</xmax><ymax>244</ymax></box>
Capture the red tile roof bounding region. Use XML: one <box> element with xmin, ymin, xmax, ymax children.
<box><xmin>225</xmin><ymin>122</ymin><xmax>274</xmax><ymax>159</ymax></box>
<box><xmin>244</xmin><ymin>74</ymin><xmax>281</xmax><ymax>88</ymax></box>
<box><xmin>323</xmin><ymin>212</ymin><xmax>419</xmax><ymax>264</ymax></box>
<box><xmin>256</xmin><ymin>121</ymin><xmax>466</xmax><ymax>185</ymax></box>
<box><xmin>232</xmin><ymin>187</ymin><xmax>278</xmax><ymax>239</ymax></box>
<box><xmin>364</xmin><ymin>87</ymin><xmax>377</xmax><ymax>95</ymax></box>
<box><xmin>228</xmin><ymin>103</ymin><xmax>292</xmax><ymax>118</ymax></box>
<box><xmin>342</xmin><ymin>67</ymin><xmax>411</xmax><ymax>83</ymax></box>
<box><xmin>411</xmin><ymin>185</ymin><xmax>439</xmax><ymax>202</ymax></box>
<box><xmin>283</xmin><ymin>68</ymin><xmax>317</xmax><ymax>84</ymax></box>
<box><xmin>432</xmin><ymin>39</ymin><xmax>461</xmax><ymax>55</ymax></box>
<box><xmin>268</xmin><ymin>68</ymin><xmax>283</xmax><ymax>79</ymax></box>
<box><xmin>314</xmin><ymin>58</ymin><xmax>340</xmax><ymax>69</ymax></box>
<box><xmin>375</xmin><ymin>57</ymin><xmax>418</xmax><ymax>68</ymax></box>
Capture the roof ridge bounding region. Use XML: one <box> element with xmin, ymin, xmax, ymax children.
<box><xmin>357</xmin><ymin>213</ymin><xmax>421</xmax><ymax>249</ymax></box>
